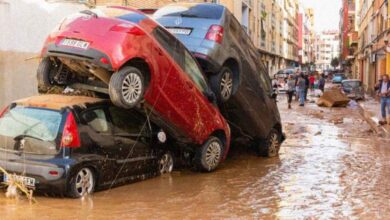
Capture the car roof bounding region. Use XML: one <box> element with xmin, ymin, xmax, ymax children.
<box><xmin>342</xmin><ymin>79</ymin><xmax>360</xmax><ymax>82</ymax></box>
<box><xmin>14</xmin><ymin>95</ymin><xmax>106</xmax><ymax>110</ymax></box>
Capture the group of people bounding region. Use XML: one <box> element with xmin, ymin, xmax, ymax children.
<box><xmin>283</xmin><ymin>71</ymin><xmax>326</xmax><ymax>109</ymax></box>
<box><xmin>376</xmin><ymin>74</ymin><xmax>390</xmax><ymax>126</ymax></box>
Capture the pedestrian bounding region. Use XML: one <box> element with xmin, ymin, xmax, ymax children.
<box><xmin>304</xmin><ymin>74</ymin><xmax>310</xmax><ymax>101</ymax></box>
<box><xmin>285</xmin><ymin>74</ymin><xmax>295</xmax><ymax>109</ymax></box>
<box><xmin>318</xmin><ymin>74</ymin><xmax>326</xmax><ymax>92</ymax></box>
<box><xmin>297</xmin><ymin>74</ymin><xmax>306</xmax><ymax>106</ymax></box>
<box><xmin>309</xmin><ymin>74</ymin><xmax>315</xmax><ymax>91</ymax></box>
<box><xmin>375</xmin><ymin>74</ymin><xmax>390</xmax><ymax>125</ymax></box>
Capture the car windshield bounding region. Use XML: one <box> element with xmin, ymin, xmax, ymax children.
<box><xmin>154</xmin><ymin>4</ymin><xmax>223</xmax><ymax>20</ymax></box>
<box><xmin>0</xmin><ymin>106</ymin><xmax>62</xmax><ymax>142</ymax></box>
<box><xmin>343</xmin><ymin>81</ymin><xmax>361</xmax><ymax>88</ymax></box>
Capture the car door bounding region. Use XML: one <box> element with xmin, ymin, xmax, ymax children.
<box><xmin>151</xmin><ymin>26</ymin><xmax>209</xmax><ymax>142</ymax></box>
<box><xmin>108</xmin><ymin>106</ymin><xmax>155</xmax><ymax>178</ymax></box>
<box><xmin>79</xmin><ymin>107</ymin><xmax>120</xmax><ymax>184</ymax></box>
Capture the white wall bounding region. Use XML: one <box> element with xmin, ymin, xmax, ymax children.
<box><xmin>0</xmin><ymin>0</ymin><xmax>86</xmax><ymax>107</ymax></box>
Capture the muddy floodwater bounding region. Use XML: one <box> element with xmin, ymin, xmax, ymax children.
<box><xmin>0</xmin><ymin>98</ymin><xmax>389</xmax><ymax>219</ymax></box>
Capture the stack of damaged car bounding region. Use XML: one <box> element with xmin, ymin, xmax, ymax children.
<box><xmin>0</xmin><ymin>6</ymin><xmax>231</xmax><ymax>198</ymax></box>
<box><xmin>154</xmin><ymin>3</ymin><xmax>285</xmax><ymax>156</ymax></box>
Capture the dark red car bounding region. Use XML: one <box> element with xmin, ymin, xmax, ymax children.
<box><xmin>37</xmin><ymin>6</ymin><xmax>230</xmax><ymax>172</ymax></box>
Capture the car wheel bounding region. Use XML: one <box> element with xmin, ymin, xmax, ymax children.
<box><xmin>194</xmin><ymin>136</ymin><xmax>223</xmax><ymax>172</ymax></box>
<box><xmin>109</xmin><ymin>66</ymin><xmax>145</xmax><ymax>109</ymax></box>
<box><xmin>68</xmin><ymin>167</ymin><xmax>95</xmax><ymax>198</ymax></box>
<box><xmin>210</xmin><ymin>67</ymin><xmax>234</xmax><ymax>103</ymax></box>
<box><xmin>256</xmin><ymin>129</ymin><xmax>281</xmax><ymax>157</ymax></box>
<box><xmin>37</xmin><ymin>57</ymin><xmax>56</xmax><ymax>92</ymax></box>
<box><xmin>159</xmin><ymin>152</ymin><xmax>174</xmax><ymax>174</ymax></box>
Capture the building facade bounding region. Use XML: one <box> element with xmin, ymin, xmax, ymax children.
<box><xmin>354</xmin><ymin>0</ymin><xmax>388</xmax><ymax>94</ymax></box>
<box><xmin>314</xmin><ymin>30</ymin><xmax>341</xmax><ymax>71</ymax></box>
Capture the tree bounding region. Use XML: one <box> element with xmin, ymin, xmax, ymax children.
<box><xmin>331</xmin><ymin>57</ymin><xmax>340</xmax><ymax>70</ymax></box>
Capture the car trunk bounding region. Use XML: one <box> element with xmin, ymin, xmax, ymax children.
<box><xmin>157</xmin><ymin>17</ymin><xmax>219</xmax><ymax>48</ymax></box>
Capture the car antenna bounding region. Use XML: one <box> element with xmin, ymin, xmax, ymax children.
<box><xmin>80</xmin><ymin>10</ymin><xmax>98</xmax><ymax>18</ymax></box>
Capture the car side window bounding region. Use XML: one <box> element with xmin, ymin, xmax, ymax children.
<box><xmin>82</xmin><ymin>109</ymin><xmax>110</xmax><ymax>133</ymax></box>
<box><xmin>152</xmin><ymin>26</ymin><xmax>208</xmax><ymax>93</ymax></box>
<box><xmin>183</xmin><ymin>50</ymin><xmax>208</xmax><ymax>92</ymax></box>
<box><xmin>109</xmin><ymin>107</ymin><xmax>148</xmax><ymax>136</ymax></box>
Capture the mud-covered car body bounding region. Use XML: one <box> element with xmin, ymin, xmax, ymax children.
<box><xmin>341</xmin><ymin>79</ymin><xmax>365</xmax><ymax>100</ymax></box>
<box><xmin>0</xmin><ymin>95</ymin><xmax>174</xmax><ymax>197</ymax></box>
<box><xmin>39</xmin><ymin>6</ymin><xmax>231</xmax><ymax>161</ymax></box>
<box><xmin>154</xmin><ymin>3</ymin><xmax>284</xmax><ymax>143</ymax></box>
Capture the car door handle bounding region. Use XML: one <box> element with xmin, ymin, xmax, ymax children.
<box><xmin>186</xmin><ymin>81</ymin><xmax>194</xmax><ymax>89</ymax></box>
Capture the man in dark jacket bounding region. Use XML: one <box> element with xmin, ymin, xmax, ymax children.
<box><xmin>375</xmin><ymin>74</ymin><xmax>390</xmax><ymax>125</ymax></box>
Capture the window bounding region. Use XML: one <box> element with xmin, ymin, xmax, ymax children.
<box><xmin>83</xmin><ymin>109</ymin><xmax>109</xmax><ymax>133</ymax></box>
<box><xmin>109</xmin><ymin>107</ymin><xmax>147</xmax><ymax>135</ymax></box>
<box><xmin>183</xmin><ymin>50</ymin><xmax>208</xmax><ymax>92</ymax></box>
<box><xmin>0</xmin><ymin>107</ymin><xmax>62</xmax><ymax>142</ymax></box>
<box><xmin>152</xmin><ymin>26</ymin><xmax>208</xmax><ymax>93</ymax></box>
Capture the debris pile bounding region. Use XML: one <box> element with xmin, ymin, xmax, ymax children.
<box><xmin>0</xmin><ymin>166</ymin><xmax>36</xmax><ymax>203</ymax></box>
<box><xmin>317</xmin><ymin>89</ymin><xmax>350</xmax><ymax>107</ymax></box>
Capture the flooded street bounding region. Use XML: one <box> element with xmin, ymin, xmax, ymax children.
<box><xmin>0</xmin><ymin>97</ymin><xmax>389</xmax><ymax>219</ymax></box>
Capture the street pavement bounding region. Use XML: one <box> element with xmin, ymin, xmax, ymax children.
<box><xmin>0</xmin><ymin>94</ymin><xmax>389</xmax><ymax>219</ymax></box>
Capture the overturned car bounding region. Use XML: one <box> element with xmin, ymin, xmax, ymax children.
<box><xmin>37</xmin><ymin>6</ymin><xmax>230</xmax><ymax>172</ymax></box>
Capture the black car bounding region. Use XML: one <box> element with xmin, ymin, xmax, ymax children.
<box><xmin>154</xmin><ymin>3</ymin><xmax>285</xmax><ymax>156</ymax></box>
<box><xmin>0</xmin><ymin>95</ymin><xmax>174</xmax><ymax>198</ymax></box>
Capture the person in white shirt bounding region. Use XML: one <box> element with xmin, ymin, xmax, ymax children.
<box><xmin>375</xmin><ymin>74</ymin><xmax>390</xmax><ymax>125</ymax></box>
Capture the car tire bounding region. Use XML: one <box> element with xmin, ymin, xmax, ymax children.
<box><xmin>210</xmin><ymin>67</ymin><xmax>234</xmax><ymax>103</ymax></box>
<box><xmin>159</xmin><ymin>152</ymin><xmax>174</xmax><ymax>174</ymax></box>
<box><xmin>194</xmin><ymin>136</ymin><xmax>224</xmax><ymax>172</ymax></box>
<box><xmin>256</xmin><ymin>129</ymin><xmax>282</xmax><ymax>157</ymax></box>
<box><xmin>37</xmin><ymin>57</ymin><xmax>55</xmax><ymax>92</ymax></box>
<box><xmin>68</xmin><ymin>167</ymin><xmax>95</xmax><ymax>198</ymax></box>
<box><xmin>109</xmin><ymin>66</ymin><xmax>145</xmax><ymax>109</ymax></box>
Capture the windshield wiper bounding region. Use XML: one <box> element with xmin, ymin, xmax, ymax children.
<box><xmin>14</xmin><ymin>121</ymin><xmax>44</xmax><ymax>142</ymax></box>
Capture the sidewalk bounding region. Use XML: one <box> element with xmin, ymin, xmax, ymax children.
<box><xmin>358</xmin><ymin>97</ymin><xmax>390</xmax><ymax>138</ymax></box>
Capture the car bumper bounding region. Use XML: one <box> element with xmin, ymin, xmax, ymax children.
<box><xmin>0</xmin><ymin>159</ymin><xmax>67</xmax><ymax>194</ymax></box>
<box><xmin>43</xmin><ymin>43</ymin><xmax>113</xmax><ymax>71</ymax></box>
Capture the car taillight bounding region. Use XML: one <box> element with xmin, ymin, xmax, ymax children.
<box><xmin>61</xmin><ymin>112</ymin><xmax>80</xmax><ymax>148</ymax></box>
<box><xmin>205</xmin><ymin>25</ymin><xmax>224</xmax><ymax>44</ymax></box>
<box><xmin>0</xmin><ymin>106</ymin><xmax>8</xmax><ymax>118</ymax></box>
<box><xmin>110</xmin><ymin>23</ymin><xmax>145</xmax><ymax>36</ymax></box>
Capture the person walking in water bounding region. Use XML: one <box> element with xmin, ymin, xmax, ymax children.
<box><xmin>297</xmin><ymin>74</ymin><xmax>306</xmax><ymax>106</ymax></box>
<box><xmin>285</xmin><ymin>75</ymin><xmax>296</xmax><ymax>109</ymax></box>
<box><xmin>375</xmin><ymin>74</ymin><xmax>390</xmax><ymax>125</ymax></box>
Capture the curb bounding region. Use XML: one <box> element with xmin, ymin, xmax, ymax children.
<box><xmin>357</xmin><ymin>102</ymin><xmax>390</xmax><ymax>138</ymax></box>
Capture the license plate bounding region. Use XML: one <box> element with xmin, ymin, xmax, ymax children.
<box><xmin>60</xmin><ymin>39</ymin><xmax>89</xmax><ymax>49</ymax></box>
<box><xmin>167</xmin><ymin>28</ymin><xmax>192</xmax><ymax>35</ymax></box>
<box><xmin>3</xmin><ymin>174</ymin><xmax>36</xmax><ymax>188</ymax></box>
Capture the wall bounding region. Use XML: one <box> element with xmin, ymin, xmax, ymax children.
<box><xmin>0</xmin><ymin>0</ymin><xmax>86</xmax><ymax>107</ymax></box>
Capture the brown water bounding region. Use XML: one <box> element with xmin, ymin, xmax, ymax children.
<box><xmin>0</xmin><ymin>98</ymin><xmax>389</xmax><ymax>219</ymax></box>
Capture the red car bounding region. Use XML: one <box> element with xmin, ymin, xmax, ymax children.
<box><xmin>37</xmin><ymin>6</ymin><xmax>230</xmax><ymax>172</ymax></box>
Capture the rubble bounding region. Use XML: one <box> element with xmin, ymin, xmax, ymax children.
<box><xmin>317</xmin><ymin>89</ymin><xmax>350</xmax><ymax>107</ymax></box>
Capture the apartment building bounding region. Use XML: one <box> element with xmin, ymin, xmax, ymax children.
<box><xmin>315</xmin><ymin>30</ymin><xmax>340</xmax><ymax>71</ymax></box>
<box><xmin>355</xmin><ymin>0</ymin><xmax>388</xmax><ymax>94</ymax></box>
